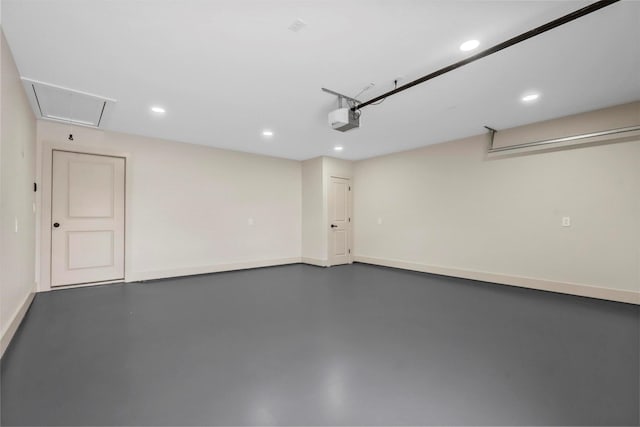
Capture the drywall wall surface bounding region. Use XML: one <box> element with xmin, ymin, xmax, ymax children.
<box><xmin>37</xmin><ymin>120</ymin><xmax>302</xmax><ymax>285</ymax></box>
<box><xmin>301</xmin><ymin>157</ymin><xmax>324</xmax><ymax>262</ymax></box>
<box><xmin>322</xmin><ymin>156</ymin><xmax>353</xmax><ymax>180</ymax></box>
<box><xmin>0</xmin><ymin>30</ymin><xmax>37</xmax><ymax>350</ymax></box>
<box><xmin>354</xmin><ymin>132</ymin><xmax>640</xmax><ymax>294</ymax></box>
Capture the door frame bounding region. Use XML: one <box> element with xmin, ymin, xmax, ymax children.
<box><xmin>38</xmin><ymin>140</ymin><xmax>132</xmax><ymax>291</ymax></box>
<box><xmin>326</xmin><ymin>175</ymin><xmax>353</xmax><ymax>266</ymax></box>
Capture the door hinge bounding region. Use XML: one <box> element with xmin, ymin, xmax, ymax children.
<box><xmin>34</xmin><ymin>182</ymin><xmax>37</xmax><ymax>192</ymax></box>
<box><xmin>348</xmin><ymin>186</ymin><xmax>351</xmax><ymax>191</ymax></box>
<box><xmin>348</xmin><ymin>217</ymin><xmax>351</xmax><ymax>222</ymax></box>
<box><xmin>348</xmin><ymin>249</ymin><xmax>351</xmax><ymax>254</ymax></box>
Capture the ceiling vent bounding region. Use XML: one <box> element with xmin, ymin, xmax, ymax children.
<box><xmin>21</xmin><ymin>78</ymin><xmax>116</xmax><ymax>128</ymax></box>
<box><xmin>288</xmin><ymin>18</ymin><xmax>307</xmax><ymax>32</ymax></box>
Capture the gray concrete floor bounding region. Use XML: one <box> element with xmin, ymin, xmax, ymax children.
<box><xmin>1</xmin><ymin>263</ymin><xmax>638</xmax><ymax>426</ymax></box>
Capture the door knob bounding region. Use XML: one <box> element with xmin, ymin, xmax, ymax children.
<box><xmin>53</xmin><ymin>222</ymin><xmax>60</xmax><ymax>228</ymax></box>
<box><xmin>331</xmin><ymin>224</ymin><xmax>338</xmax><ymax>228</ymax></box>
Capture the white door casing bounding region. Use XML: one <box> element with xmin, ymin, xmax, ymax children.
<box><xmin>328</xmin><ymin>176</ymin><xmax>352</xmax><ymax>266</ymax></box>
<box><xmin>51</xmin><ymin>151</ymin><xmax>125</xmax><ymax>286</ymax></box>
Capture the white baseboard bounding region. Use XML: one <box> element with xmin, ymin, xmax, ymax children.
<box><xmin>1</xmin><ymin>291</ymin><xmax>36</xmax><ymax>358</ymax></box>
<box><xmin>127</xmin><ymin>257</ymin><xmax>303</xmax><ymax>282</ymax></box>
<box><xmin>301</xmin><ymin>257</ymin><xmax>328</xmax><ymax>267</ymax></box>
<box><xmin>354</xmin><ymin>255</ymin><xmax>639</xmax><ymax>305</ymax></box>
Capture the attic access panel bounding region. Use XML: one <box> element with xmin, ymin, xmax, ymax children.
<box><xmin>21</xmin><ymin>78</ymin><xmax>116</xmax><ymax>128</ymax></box>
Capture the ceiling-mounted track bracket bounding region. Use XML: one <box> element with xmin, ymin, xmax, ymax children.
<box><xmin>484</xmin><ymin>125</ymin><xmax>498</xmax><ymax>149</ymax></box>
<box><xmin>321</xmin><ymin>87</ymin><xmax>361</xmax><ymax>109</ymax></box>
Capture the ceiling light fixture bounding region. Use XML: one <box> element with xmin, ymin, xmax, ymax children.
<box><xmin>459</xmin><ymin>39</ymin><xmax>480</xmax><ymax>51</ymax></box>
<box><xmin>262</xmin><ymin>130</ymin><xmax>274</xmax><ymax>137</ymax></box>
<box><xmin>334</xmin><ymin>146</ymin><xmax>344</xmax><ymax>151</ymax></box>
<box><xmin>151</xmin><ymin>106</ymin><xmax>166</xmax><ymax>113</ymax></box>
<box><xmin>521</xmin><ymin>93</ymin><xmax>540</xmax><ymax>102</ymax></box>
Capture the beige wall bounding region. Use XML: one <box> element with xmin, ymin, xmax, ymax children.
<box><xmin>323</xmin><ymin>156</ymin><xmax>353</xmax><ymax>181</ymax></box>
<box><xmin>1</xmin><ymin>30</ymin><xmax>37</xmax><ymax>354</ymax></box>
<box><xmin>37</xmin><ymin>120</ymin><xmax>302</xmax><ymax>288</ymax></box>
<box><xmin>353</xmin><ymin>122</ymin><xmax>640</xmax><ymax>302</ymax></box>
<box><xmin>301</xmin><ymin>157</ymin><xmax>324</xmax><ymax>262</ymax></box>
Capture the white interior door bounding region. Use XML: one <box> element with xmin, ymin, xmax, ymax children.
<box><xmin>51</xmin><ymin>151</ymin><xmax>125</xmax><ymax>287</ymax></box>
<box><xmin>328</xmin><ymin>176</ymin><xmax>351</xmax><ymax>266</ymax></box>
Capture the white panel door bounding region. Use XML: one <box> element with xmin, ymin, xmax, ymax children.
<box><xmin>328</xmin><ymin>177</ymin><xmax>351</xmax><ymax>266</ymax></box>
<box><xmin>51</xmin><ymin>151</ymin><xmax>125</xmax><ymax>286</ymax></box>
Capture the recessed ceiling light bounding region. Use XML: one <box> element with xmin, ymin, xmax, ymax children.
<box><xmin>151</xmin><ymin>106</ymin><xmax>166</xmax><ymax>113</ymax></box>
<box><xmin>521</xmin><ymin>93</ymin><xmax>540</xmax><ymax>102</ymax></box>
<box><xmin>334</xmin><ymin>146</ymin><xmax>343</xmax><ymax>151</ymax></box>
<box><xmin>262</xmin><ymin>130</ymin><xmax>274</xmax><ymax>137</ymax></box>
<box><xmin>460</xmin><ymin>39</ymin><xmax>480</xmax><ymax>51</ymax></box>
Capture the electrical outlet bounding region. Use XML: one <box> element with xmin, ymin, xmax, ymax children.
<box><xmin>562</xmin><ymin>217</ymin><xmax>571</xmax><ymax>227</ymax></box>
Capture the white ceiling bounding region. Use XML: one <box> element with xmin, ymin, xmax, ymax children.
<box><xmin>2</xmin><ymin>0</ymin><xmax>639</xmax><ymax>160</ymax></box>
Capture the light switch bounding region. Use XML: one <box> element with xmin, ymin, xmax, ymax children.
<box><xmin>562</xmin><ymin>217</ymin><xmax>571</xmax><ymax>227</ymax></box>
<box><xmin>248</xmin><ymin>218</ymin><xmax>254</xmax><ymax>226</ymax></box>
<box><xmin>377</xmin><ymin>217</ymin><xmax>383</xmax><ymax>225</ymax></box>
<box><xmin>14</xmin><ymin>217</ymin><xmax>18</xmax><ymax>233</ymax></box>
